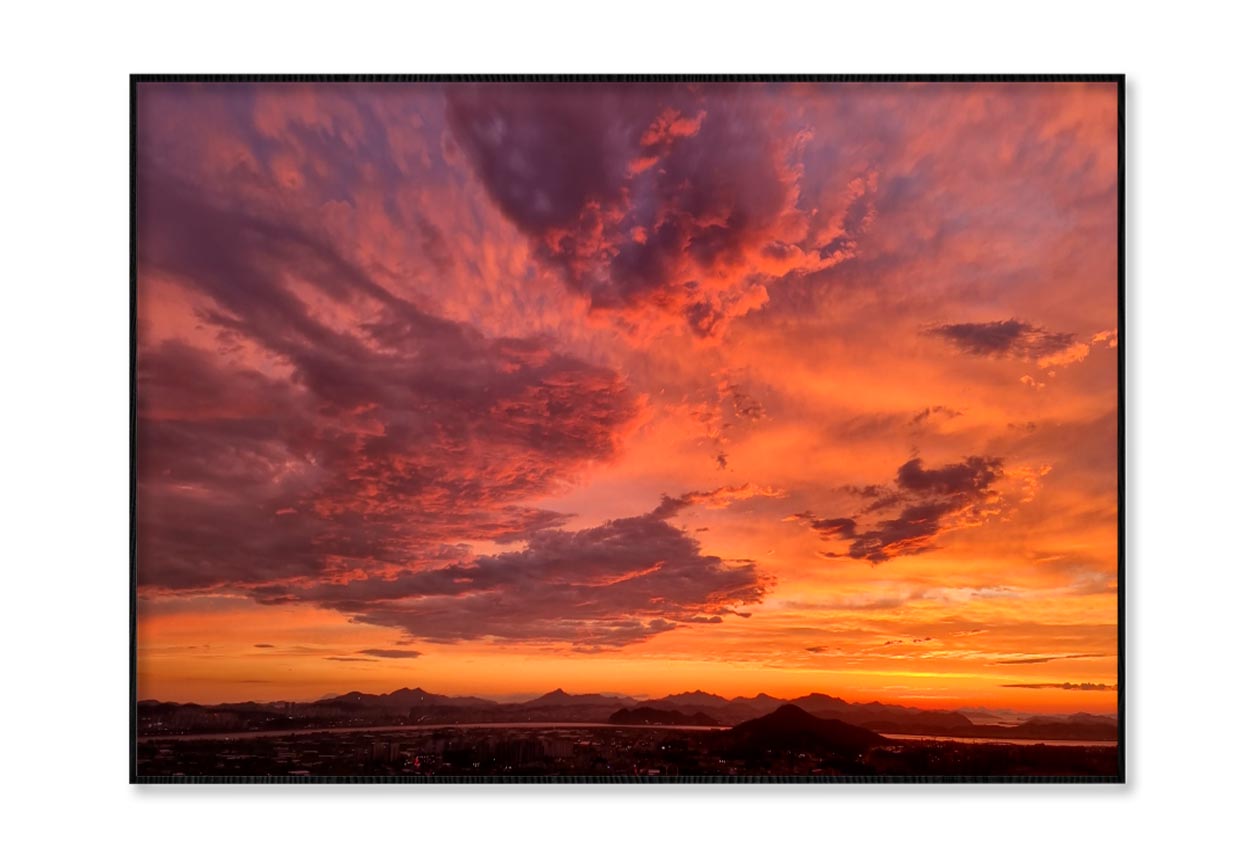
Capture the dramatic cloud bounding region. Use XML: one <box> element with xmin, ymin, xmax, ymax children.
<box><xmin>266</xmin><ymin>491</ymin><xmax>772</xmax><ymax>649</ymax></box>
<box><xmin>446</xmin><ymin>84</ymin><xmax>854</xmax><ymax>338</ymax></box>
<box><xmin>926</xmin><ymin>319</ymin><xmax>1079</xmax><ymax>361</ymax></box>
<box><xmin>135</xmin><ymin>166</ymin><xmax>643</xmax><ymax>592</ymax></box>
<box><xmin>790</xmin><ymin>456</ymin><xmax>1005</xmax><ymax>563</ymax></box>
<box><xmin>133</xmin><ymin>82</ymin><xmax>1120</xmax><ymax>707</ymax></box>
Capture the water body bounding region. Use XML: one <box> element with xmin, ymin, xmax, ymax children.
<box><xmin>882</xmin><ymin>733</ymin><xmax>1117</xmax><ymax>748</ymax></box>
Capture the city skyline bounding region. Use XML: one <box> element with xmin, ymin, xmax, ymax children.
<box><xmin>135</xmin><ymin>80</ymin><xmax>1120</xmax><ymax>716</ymax></box>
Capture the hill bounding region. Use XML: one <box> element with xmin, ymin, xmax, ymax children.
<box><xmin>315</xmin><ymin>686</ymin><xmax>496</xmax><ymax>711</ymax></box>
<box><xmin>520</xmin><ymin>688</ymin><xmax>635</xmax><ymax>708</ymax></box>
<box><xmin>654</xmin><ymin>690</ymin><xmax>731</xmax><ymax>709</ymax></box>
<box><xmin>724</xmin><ymin>704</ymin><xmax>888</xmax><ymax>754</ymax></box>
<box><xmin>608</xmin><ymin>706</ymin><xmax>721</xmax><ymax>726</ymax></box>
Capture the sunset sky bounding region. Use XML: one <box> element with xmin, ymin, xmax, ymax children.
<box><xmin>134</xmin><ymin>80</ymin><xmax>1119</xmax><ymax>714</ymax></box>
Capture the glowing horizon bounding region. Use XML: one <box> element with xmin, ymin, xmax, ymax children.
<box><xmin>135</xmin><ymin>80</ymin><xmax>1119</xmax><ymax>717</ymax></box>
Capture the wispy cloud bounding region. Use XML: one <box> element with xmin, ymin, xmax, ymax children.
<box><xmin>1002</xmin><ymin>682</ymin><xmax>1116</xmax><ymax>691</ymax></box>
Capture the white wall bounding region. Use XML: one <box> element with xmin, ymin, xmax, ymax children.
<box><xmin>2</xmin><ymin>1</ymin><xmax>1248</xmax><ymax>849</ymax></box>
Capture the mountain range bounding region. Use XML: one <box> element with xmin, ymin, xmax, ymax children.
<box><xmin>608</xmin><ymin>706</ymin><xmax>721</xmax><ymax>726</ymax></box>
<box><xmin>138</xmin><ymin>686</ymin><xmax>1117</xmax><ymax>741</ymax></box>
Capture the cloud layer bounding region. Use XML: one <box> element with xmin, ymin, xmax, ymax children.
<box><xmin>791</xmin><ymin>456</ymin><xmax>1005</xmax><ymax>563</ymax></box>
<box><xmin>133</xmin><ymin>81</ymin><xmax>1120</xmax><ymax>707</ymax></box>
<box><xmin>447</xmin><ymin>84</ymin><xmax>855</xmax><ymax>338</ymax></box>
<box><xmin>256</xmin><ymin>491</ymin><xmax>771</xmax><ymax>648</ymax></box>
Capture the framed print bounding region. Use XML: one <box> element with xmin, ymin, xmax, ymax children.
<box><xmin>131</xmin><ymin>74</ymin><xmax>1124</xmax><ymax>783</ymax></box>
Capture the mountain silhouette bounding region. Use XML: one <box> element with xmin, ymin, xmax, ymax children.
<box><xmin>654</xmin><ymin>690</ymin><xmax>730</xmax><ymax>709</ymax></box>
<box><xmin>316</xmin><ymin>686</ymin><xmax>494</xmax><ymax>710</ymax></box>
<box><xmin>725</xmin><ymin>704</ymin><xmax>888</xmax><ymax>753</ymax></box>
<box><xmin>608</xmin><ymin>706</ymin><xmax>721</xmax><ymax>726</ymax></box>
<box><xmin>520</xmin><ymin>688</ymin><xmax>634</xmax><ymax>707</ymax></box>
<box><xmin>789</xmin><ymin>692</ymin><xmax>852</xmax><ymax>712</ymax></box>
<box><xmin>138</xmin><ymin>686</ymin><xmax>1117</xmax><ymax>741</ymax></box>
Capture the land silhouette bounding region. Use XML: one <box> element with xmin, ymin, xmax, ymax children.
<box><xmin>134</xmin><ymin>691</ymin><xmax>1117</xmax><ymax>776</ymax></box>
<box><xmin>136</xmin><ymin>686</ymin><xmax>1118</xmax><ymax>779</ymax></box>
<box><xmin>138</xmin><ymin>685</ymin><xmax>1117</xmax><ymax>741</ymax></box>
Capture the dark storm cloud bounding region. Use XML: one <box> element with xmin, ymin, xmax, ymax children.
<box><xmin>925</xmin><ymin>319</ymin><xmax>1077</xmax><ymax>360</ymax></box>
<box><xmin>895</xmin><ymin>457</ymin><xmax>1002</xmax><ymax>496</ymax></box>
<box><xmin>791</xmin><ymin>456</ymin><xmax>1004</xmax><ymax>564</ymax></box>
<box><xmin>135</xmin><ymin>330</ymin><xmax>632</xmax><ymax>590</ymax></box>
<box><xmin>135</xmin><ymin>155</ymin><xmax>643</xmax><ymax>594</ymax></box>
<box><xmin>444</xmin><ymin>84</ymin><xmax>646</xmax><ymax>233</ymax></box>
<box><xmin>276</xmin><ymin>494</ymin><xmax>769</xmax><ymax>648</ymax></box>
<box><xmin>446</xmin><ymin>84</ymin><xmax>847</xmax><ymax>337</ymax></box>
<box><xmin>135</xmin><ymin>152</ymin><xmax>775</xmax><ymax>651</ymax></box>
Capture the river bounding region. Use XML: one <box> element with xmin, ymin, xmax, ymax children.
<box><xmin>882</xmin><ymin>732</ymin><xmax>1117</xmax><ymax>748</ymax></box>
